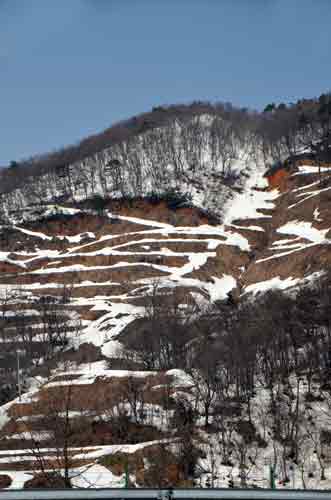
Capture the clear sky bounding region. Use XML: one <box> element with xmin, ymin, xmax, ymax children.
<box><xmin>1</xmin><ymin>0</ymin><xmax>331</xmax><ymax>165</ymax></box>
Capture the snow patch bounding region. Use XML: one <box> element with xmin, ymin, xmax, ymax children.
<box><xmin>204</xmin><ymin>274</ymin><xmax>237</xmax><ymax>302</ymax></box>
<box><xmin>244</xmin><ymin>276</ymin><xmax>300</xmax><ymax>295</ymax></box>
<box><xmin>223</xmin><ymin>164</ymin><xmax>278</xmax><ymax>224</ymax></box>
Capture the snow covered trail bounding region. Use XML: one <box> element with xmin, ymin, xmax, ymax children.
<box><xmin>277</xmin><ymin>220</ymin><xmax>329</xmax><ymax>244</ymax></box>
<box><xmin>293</xmin><ymin>165</ymin><xmax>331</xmax><ymax>175</ymax></box>
<box><xmin>289</xmin><ymin>183</ymin><xmax>331</xmax><ymax>209</ymax></box>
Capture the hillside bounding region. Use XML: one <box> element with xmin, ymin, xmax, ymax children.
<box><xmin>0</xmin><ymin>104</ymin><xmax>331</xmax><ymax>489</ymax></box>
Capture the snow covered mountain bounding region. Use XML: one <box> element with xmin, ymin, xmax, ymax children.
<box><xmin>0</xmin><ymin>106</ymin><xmax>330</xmax><ymax>489</ymax></box>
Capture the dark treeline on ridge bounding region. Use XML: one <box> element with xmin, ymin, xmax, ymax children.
<box><xmin>1</xmin><ymin>92</ymin><xmax>331</xmax><ymax>196</ymax></box>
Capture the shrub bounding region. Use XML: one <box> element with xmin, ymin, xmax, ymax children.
<box><xmin>0</xmin><ymin>475</ymin><xmax>12</xmax><ymax>489</ymax></box>
<box><xmin>24</xmin><ymin>472</ymin><xmax>68</xmax><ymax>489</ymax></box>
<box><xmin>87</xmin><ymin>195</ymin><xmax>109</xmax><ymax>213</ymax></box>
<box><xmin>99</xmin><ymin>453</ymin><xmax>128</xmax><ymax>475</ymax></box>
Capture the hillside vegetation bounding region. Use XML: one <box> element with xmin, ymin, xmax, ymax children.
<box><xmin>0</xmin><ymin>93</ymin><xmax>330</xmax><ymax>489</ymax></box>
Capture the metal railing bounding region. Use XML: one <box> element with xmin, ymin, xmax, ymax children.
<box><xmin>0</xmin><ymin>489</ymin><xmax>331</xmax><ymax>500</ymax></box>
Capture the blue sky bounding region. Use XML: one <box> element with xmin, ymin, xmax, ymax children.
<box><xmin>1</xmin><ymin>0</ymin><xmax>331</xmax><ymax>165</ymax></box>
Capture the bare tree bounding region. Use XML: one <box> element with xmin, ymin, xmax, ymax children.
<box><xmin>209</xmin><ymin>117</ymin><xmax>238</xmax><ymax>176</ymax></box>
<box><xmin>9</xmin><ymin>383</ymin><xmax>96</xmax><ymax>488</ymax></box>
<box><xmin>128</xmin><ymin>284</ymin><xmax>197</xmax><ymax>370</ymax></box>
<box><xmin>122</xmin><ymin>376</ymin><xmax>146</xmax><ymax>425</ymax></box>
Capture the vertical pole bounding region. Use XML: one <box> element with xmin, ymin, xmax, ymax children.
<box><xmin>17</xmin><ymin>350</ymin><xmax>21</xmax><ymax>402</ymax></box>
<box><xmin>124</xmin><ymin>459</ymin><xmax>129</xmax><ymax>488</ymax></box>
<box><xmin>270</xmin><ymin>465</ymin><xmax>276</xmax><ymax>489</ymax></box>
